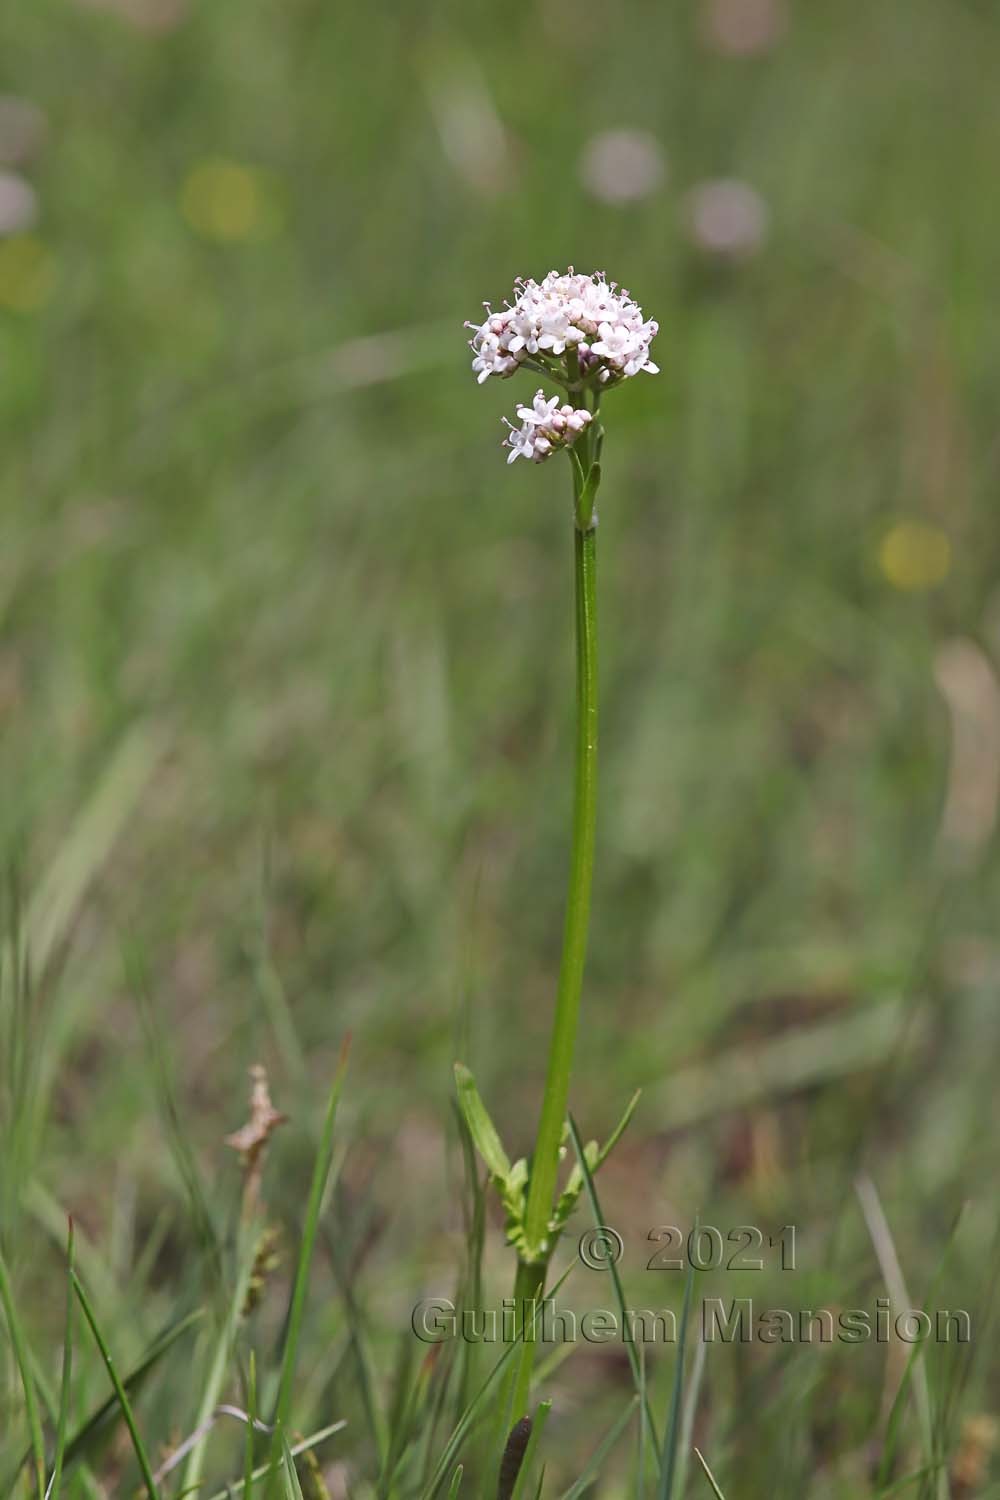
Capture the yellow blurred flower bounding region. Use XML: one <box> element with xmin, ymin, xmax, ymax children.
<box><xmin>179</xmin><ymin>158</ymin><xmax>282</xmax><ymax>243</ymax></box>
<box><xmin>878</xmin><ymin>519</ymin><xmax>952</xmax><ymax>592</ymax></box>
<box><xmin>0</xmin><ymin>234</ymin><xmax>57</xmax><ymax>312</ymax></box>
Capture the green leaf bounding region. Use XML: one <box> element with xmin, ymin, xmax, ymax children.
<box><xmin>566</xmin><ymin>1115</ymin><xmax>660</xmax><ymax>1462</ymax></box>
<box><xmin>552</xmin><ymin>1091</ymin><xmax>641</xmax><ymax>1233</ymax></box>
<box><xmin>202</xmin><ymin>1423</ymin><xmax>346</xmax><ymax>1500</ymax></box>
<box><xmin>0</xmin><ymin>1242</ymin><xmax>47</xmax><ymax>1500</ymax></box>
<box><xmin>72</xmin><ymin>1268</ymin><xmax>162</xmax><ymax>1498</ymax></box>
<box><xmin>575</xmin><ymin>461</ymin><xmax>602</xmax><ymax>530</ymax></box>
<box><xmin>672</xmin><ymin>1323</ymin><xmax>708</xmax><ymax>1500</ymax></box>
<box><xmin>47</xmin><ymin>1219</ymin><xmax>76</xmax><ymax>1500</ymax></box>
<box><xmin>181</xmin><ymin>1225</ymin><xmax>261</xmax><ymax>1493</ymax></box>
<box><xmin>693</xmin><ymin>1448</ymin><xmax>727</xmax><ymax>1499</ymax></box>
<box><xmin>60</xmin><ymin>1308</ymin><xmax>202</xmax><ymax>1474</ymax></box>
<box><xmin>657</xmin><ymin>1247</ymin><xmax>697</xmax><ymax>1500</ymax></box>
<box><xmin>510</xmin><ymin>1402</ymin><xmax>552</xmax><ymax>1500</ymax></box>
<box><xmin>558</xmin><ymin>1397</ymin><xmax>638</xmax><ymax>1500</ymax></box>
<box><xmin>265</xmin><ymin>1037</ymin><xmax>351</xmax><ymax>1497</ymax></box>
<box><xmin>874</xmin><ymin>1196</ymin><xmax>964</xmax><ymax>1489</ymax></box>
<box><xmin>280</xmin><ymin>1435</ymin><xmax>306</xmax><ymax>1500</ymax></box>
<box><xmin>244</xmin><ymin>1351</ymin><xmax>258</xmax><ymax>1500</ymax></box>
<box><xmin>420</xmin><ymin>1263</ymin><xmax>574</xmax><ymax>1500</ymax></box>
<box><xmin>453</xmin><ymin>1063</ymin><xmax>511</xmax><ymax>1182</ymax></box>
<box><xmin>568</xmin><ymin>445</ymin><xmax>587</xmax><ymax>500</ymax></box>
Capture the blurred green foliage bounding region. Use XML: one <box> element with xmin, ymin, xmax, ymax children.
<box><xmin>2</xmin><ymin>0</ymin><xmax>1000</xmax><ymax>1493</ymax></box>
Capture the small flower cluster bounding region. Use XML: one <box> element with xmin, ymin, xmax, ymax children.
<box><xmin>503</xmin><ymin>390</ymin><xmax>593</xmax><ymax>465</ymax></box>
<box><xmin>467</xmin><ymin>267</ymin><xmax>659</xmax><ymax>388</ymax></box>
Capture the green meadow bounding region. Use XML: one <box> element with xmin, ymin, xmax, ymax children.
<box><xmin>2</xmin><ymin>0</ymin><xmax>999</xmax><ymax>1494</ymax></box>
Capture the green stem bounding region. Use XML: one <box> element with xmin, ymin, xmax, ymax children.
<box><xmin>507</xmin><ymin>449</ymin><xmax>599</xmax><ymax>1418</ymax></box>
<box><xmin>522</xmin><ymin>520</ymin><xmax>598</xmax><ymax>1252</ymax></box>
<box><xmin>506</xmin><ymin>1257</ymin><xmax>547</xmax><ymax>1425</ymax></box>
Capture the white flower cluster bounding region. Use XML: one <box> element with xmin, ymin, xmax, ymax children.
<box><xmin>466</xmin><ymin>267</ymin><xmax>659</xmax><ymax>387</ymax></box>
<box><xmin>502</xmin><ymin>390</ymin><xmax>593</xmax><ymax>465</ymax></box>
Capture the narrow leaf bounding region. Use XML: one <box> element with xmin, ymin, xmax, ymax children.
<box><xmin>558</xmin><ymin>1397</ymin><xmax>639</xmax><ymax>1500</ymax></box>
<box><xmin>567</xmin><ymin>1115</ymin><xmax>660</xmax><ymax>1459</ymax></box>
<box><xmin>265</xmin><ymin>1038</ymin><xmax>350</xmax><ymax>1496</ymax></box>
<box><xmin>279</xmin><ymin>1436</ymin><xmax>305</xmax><ymax>1500</ymax></box>
<box><xmin>693</xmin><ymin>1448</ymin><xmax>727</xmax><ymax>1499</ymax></box>
<box><xmin>421</xmin><ymin>1264</ymin><xmax>574</xmax><ymax>1500</ymax></box>
<box><xmin>61</xmin><ymin>1308</ymin><xmax>202</xmax><ymax>1473</ymax></box>
<box><xmin>0</xmin><ymin>1243</ymin><xmax>47</xmax><ymax>1500</ymax></box>
<box><xmin>47</xmin><ymin>1219</ymin><xmax>76</xmax><ymax>1500</ymax></box>
<box><xmin>72</xmin><ymin>1269</ymin><xmax>161</xmax><ymax>1498</ymax></box>
<box><xmin>244</xmin><ymin>1352</ymin><xmax>258</xmax><ymax>1500</ymax></box>
<box><xmin>510</xmin><ymin>1402</ymin><xmax>551</xmax><ymax>1500</ymax></box>
<box><xmin>568</xmin><ymin>446</ymin><xmax>587</xmax><ymax>501</ymax></box>
<box><xmin>454</xmin><ymin>1064</ymin><xmax>511</xmax><ymax>1181</ymax></box>
<box><xmin>202</xmin><ymin>1423</ymin><xmax>346</xmax><ymax>1500</ymax></box>
<box><xmin>658</xmin><ymin>1247</ymin><xmax>697</xmax><ymax>1500</ymax></box>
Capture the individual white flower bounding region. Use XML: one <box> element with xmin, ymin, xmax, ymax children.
<box><xmin>466</xmin><ymin>267</ymin><xmax>659</xmax><ymax>389</ymax></box>
<box><xmin>590</xmin><ymin>318</ymin><xmax>660</xmax><ymax>379</ymax></box>
<box><xmin>502</xmin><ymin>390</ymin><xmax>593</xmax><ymax>464</ymax></box>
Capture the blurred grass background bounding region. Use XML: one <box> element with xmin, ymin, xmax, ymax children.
<box><xmin>2</xmin><ymin>0</ymin><xmax>1000</xmax><ymax>1493</ymax></box>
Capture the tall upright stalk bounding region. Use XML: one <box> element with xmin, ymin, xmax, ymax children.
<box><xmin>509</xmin><ymin>399</ymin><xmax>601</xmax><ymax>1416</ymax></box>
<box><xmin>523</xmin><ymin>522</ymin><xmax>598</xmax><ymax>1249</ymax></box>
<box><xmin>464</xmin><ymin>267</ymin><xmax>657</xmax><ymax>1436</ymax></box>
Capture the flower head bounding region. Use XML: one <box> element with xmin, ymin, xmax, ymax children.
<box><xmin>502</xmin><ymin>389</ymin><xmax>593</xmax><ymax>464</ymax></box>
<box><xmin>467</xmin><ymin>267</ymin><xmax>659</xmax><ymax>390</ymax></box>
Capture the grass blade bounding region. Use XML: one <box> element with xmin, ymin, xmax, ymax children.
<box><xmin>324</xmin><ymin>1205</ymin><xmax>388</xmax><ymax>1471</ymax></box>
<box><xmin>25</xmin><ymin>723</ymin><xmax>167</xmax><ymax>980</ymax></box>
<box><xmin>693</xmin><ymin>1447</ymin><xmax>727</xmax><ymax>1499</ymax></box>
<box><xmin>422</xmin><ymin>1320</ymin><xmax>536</xmax><ymax>1500</ymax></box>
<box><xmin>672</xmin><ymin>1318</ymin><xmax>708</xmax><ymax>1500</ymax></box>
<box><xmin>129</xmin><ymin>946</ymin><xmax>224</xmax><ymax>1288</ymax></box>
<box><xmin>509</xmin><ymin>1401</ymin><xmax>552</xmax><ymax>1500</ymax></box>
<box><xmin>421</xmin><ymin>1263</ymin><xmax>574</xmax><ymax>1500</ymax></box>
<box><xmin>0</xmin><ymin>1242</ymin><xmax>47</xmax><ymax>1500</ymax></box>
<box><xmin>181</xmin><ymin>1228</ymin><xmax>261</xmax><ymax>1493</ymax></box>
<box><xmin>202</xmin><ymin>1422</ymin><xmax>346</xmax><ymax>1500</ymax></box>
<box><xmin>446</xmin><ymin>1465</ymin><xmax>464</xmax><ymax>1498</ymax></box>
<box><xmin>635</xmin><ymin>1343</ymin><xmax>648</xmax><ymax>1500</ymax></box>
<box><xmin>856</xmin><ymin>1175</ymin><xmax>945</xmax><ymax>1496</ymax></box>
<box><xmin>60</xmin><ymin>1307</ymin><xmax>203</xmax><ymax>1473</ymax></box>
<box><xmin>72</xmin><ymin>1268</ymin><xmax>161</xmax><ymax>1497</ymax></box>
<box><xmin>657</xmin><ymin>1248</ymin><xmax>697</xmax><ymax>1500</ymax></box>
<box><xmin>567</xmin><ymin>1114</ymin><xmax>660</xmax><ymax>1456</ymax></box>
<box><xmin>46</xmin><ymin>1219</ymin><xmax>75</xmax><ymax>1500</ymax></box>
<box><xmin>280</xmin><ymin>1435</ymin><xmax>306</xmax><ymax>1500</ymax></box>
<box><xmin>265</xmin><ymin>1037</ymin><xmax>351</xmax><ymax>1494</ymax></box>
<box><xmin>244</xmin><ymin>1351</ymin><xmax>258</xmax><ymax>1500</ymax></box>
<box><xmin>558</xmin><ymin>1396</ymin><xmax>639</xmax><ymax>1500</ymax></box>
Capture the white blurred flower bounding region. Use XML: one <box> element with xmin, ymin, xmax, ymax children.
<box><xmin>0</xmin><ymin>173</ymin><xmax>38</xmax><ymax>237</ymax></box>
<box><xmin>467</xmin><ymin>267</ymin><xmax>659</xmax><ymax>388</ymax></box>
<box><xmin>72</xmin><ymin>0</ymin><xmax>187</xmax><ymax>32</ymax></box>
<box><xmin>0</xmin><ymin>97</ymin><xmax>47</xmax><ymax>167</ymax></box>
<box><xmin>683</xmin><ymin>178</ymin><xmax>769</xmax><ymax>260</ymax></box>
<box><xmin>502</xmin><ymin>390</ymin><xmax>593</xmax><ymax>464</ymax></box>
<box><xmin>699</xmin><ymin>0</ymin><xmax>787</xmax><ymax>57</ymax></box>
<box><xmin>579</xmin><ymin>130</ymin><xmax>666</xmax><ymax>204</ymax></box>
